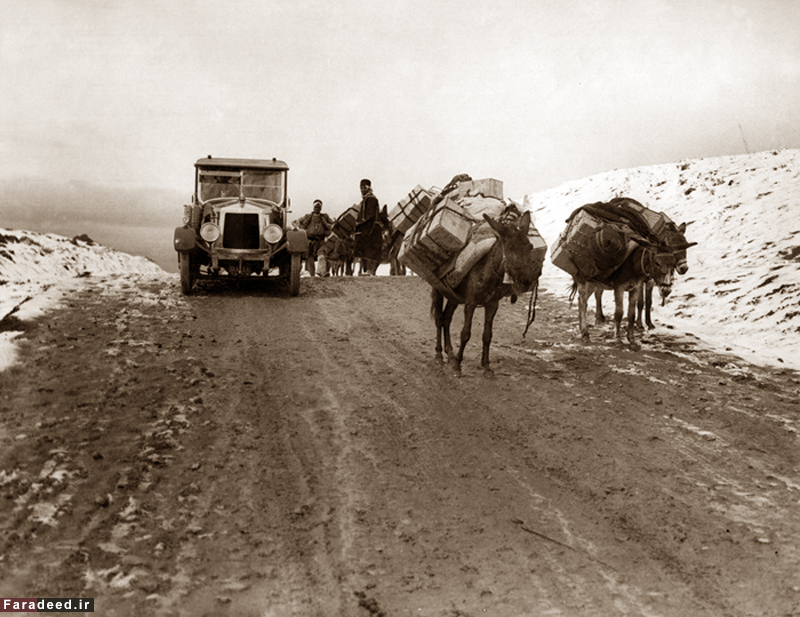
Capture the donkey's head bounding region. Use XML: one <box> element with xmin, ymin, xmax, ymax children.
<box><xmin>484</xmin><ymin>210</ymin><xmax>542</xmax><ymax>296</ymax></box>
<box><xmin>659</xmin><ymin>221</ymin><xmax>696</xmax><ymax>275</ymax></box>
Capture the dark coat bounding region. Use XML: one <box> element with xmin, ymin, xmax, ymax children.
<box><xmin>355</xmin><ymin>191</ymin><xmax>383</xmax><ymax>261</ymax></box>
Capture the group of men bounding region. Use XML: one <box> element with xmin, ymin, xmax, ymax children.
<box><xmin>293</xmin><ymin>178</ymin><xmax>383</xmax><ymax>277</ymax></box>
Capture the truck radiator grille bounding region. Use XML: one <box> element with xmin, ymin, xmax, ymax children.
<box><xmin>222</xmin><ymin>213</ymin><xmax>260</xmax><ymax>249</ymax></box>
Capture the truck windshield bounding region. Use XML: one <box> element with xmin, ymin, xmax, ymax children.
<box><xmin>242</xmin><ymin>170</ymin><xmax>285</xmax><ymax>203</ymax></box>
<box><xmin>199</xmin><ymin>171</ymin><xmax>240</xmax><ymax>201</ymax></box>
<box><xmin>198</xmin><ymin>169</ymin><xmax>285</xmax><ymax>204</ymax></box>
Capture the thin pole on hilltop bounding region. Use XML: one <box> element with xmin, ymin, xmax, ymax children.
<box><xmin>738</xmin><ymin>122</ymin><xmax>750</xmax><ymax>155</ymax></box>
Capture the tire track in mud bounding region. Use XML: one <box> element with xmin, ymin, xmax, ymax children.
<box><xmin>163</xmin><ymin>290</ymin><xmax>362</xmax><ymax>617</ymax></box>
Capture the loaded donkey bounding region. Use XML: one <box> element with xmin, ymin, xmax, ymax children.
<box><xmin>566</xmin><ymin>198</ymin><xmax>696</xmax><ymax>351</ymax></box>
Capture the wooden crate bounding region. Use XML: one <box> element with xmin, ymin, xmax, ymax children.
<box><xmin>528</xmin><ymin>226</ymin><xmax>548</xmax><ymax>264</ymax></box>
<box><xmin>454</xmin><ymin>178</ymin><xmax>504</xmax><ymax>201</ymax></box>
<box><xmin>417</xmin><ymin>198</ymin><xmax>472</xmax><ymax>254</ymax></box>
<box><xmin>389</xmin><ymin>185</ymin><xmax>432</xmax><ymax>234</ymax></box>
<box><xmin>550</xmin><ymin>231</ymin><xmax>579</xmax><ymax>276</ymax></box>
<box><xmin>331</xmin><ymin>204</ymin><xmax>360</xmax><ymax>238</ymax></box>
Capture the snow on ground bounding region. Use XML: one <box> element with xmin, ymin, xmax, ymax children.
<box><xmin>0</xmin><ymin>229</ymin><xmax>167</xmax><ymax>371</ymax></box>
<box><xmin>1</xmin><ymin>149</ymin><xmax>799</xmax><ymax>373</ymax></box>
<box><xmin>525</xmin><ymin>148</ymin><xmax>800</xmax><ymax>371</ymax></box>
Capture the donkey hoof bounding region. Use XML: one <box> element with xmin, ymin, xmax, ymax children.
<box><xmin>629</xmin><ymin>341</ymin><xmax>642</xmax><ymax>352</ymax></box>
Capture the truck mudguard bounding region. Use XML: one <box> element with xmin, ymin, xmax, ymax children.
<box><xmin>286</xmin><ymin>229</ymin><xmax>309</xmax><ymax>254</ymax></box>
<box><xmin>173</xmin><ymin>226</ymin><xmax>196</xmax><ymax>252</ymax></box>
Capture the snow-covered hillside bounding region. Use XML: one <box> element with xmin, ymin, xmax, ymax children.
<box><xmin>0</xmin><ymin>229</ymin><xmax>167</xmax><ymax>370</ymax></box>
<box><xmin>527</xmin><ymin>149</ymin><xmax>800</xmax><ymax>371</ymax></box>
<box><xmin>0</xmin><ymin>230</ymin><xmax>164</xmax><ymax>281</ymax></box>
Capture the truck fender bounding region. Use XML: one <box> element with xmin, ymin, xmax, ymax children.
<box><xmin>286</xmin><ymin>229</ymin><xmax>308</xmax><ymax>254</ymax></box>
<box><xmin>174</xmin><ymin>226</ymin><xmax>196</xmax><ymax>252</ymax></box>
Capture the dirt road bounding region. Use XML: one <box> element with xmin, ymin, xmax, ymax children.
<box><xmin>1</xmin><ymin>273</ymin><xmax>799</xmax><ymax>616</ymax></box>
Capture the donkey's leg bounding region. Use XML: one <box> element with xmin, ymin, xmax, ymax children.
<box><xmin>635</xmin><ymin>281</ymin><xmax>645</xmax><ymax>329</ymax></box>
<box><xmin>644</xmin><ymin>281</ymin><xmax>655</xmax><ymax>329</ymax></box>
<box><xmin>577</xmin><ymin>282</ymin><xmax>591</xmax><ymax>339</ymax></box>
<box><xmin>480</xmin><ymin>300</ymin><xmax>500</xmax><ymax>372</ymax></box>
<box><xmin>613</xmin><ymin>287</ymin><xmax>625</xmax><ymax>342</ymax></box>
<box><xmin>626</xmin><ymin>286</ymin><xmax>642</xmax><ymax>351</ymax></box>
<box><xmin>431</xmin><ymin>290</ymin><xmax>445</xmax><ymax>363</ymax></box>
<box><xmin>443</xmin><ymin>300</ymin><xmax>459</xmax><ymax>361</ymax></box>
<box><xmin>594</xmin><ymin>288</ymin><xmax>605</xmax><ymax>324</ymax></box>
<box><xmin>454</xmin><ymin>303</ymin><xmax>476</xmax><ymax>372</ymax></box>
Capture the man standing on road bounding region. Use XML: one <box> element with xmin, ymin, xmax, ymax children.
<box><xmin>294</xmin><ymin>199</ymin><xmax>334</xmax><ymax>277</ymax></box>
<box><xmin>355</xmin><ymin>179</ymin><xmax>382</xmax><ymax>276</ymax></box>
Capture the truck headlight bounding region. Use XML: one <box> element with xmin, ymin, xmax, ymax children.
<box><xmin>200</xmin><ymin>223</ymin><xmax>220</xmax><ymax>242</ymax></box>
<box><xmin>263</xmin><ymin>224</ymin><xmax>283</xmax><ymax>244</ymax></box>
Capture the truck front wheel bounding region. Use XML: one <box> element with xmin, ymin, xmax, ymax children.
<box><xmin>289</xmin><ymin>253</ymin><xmax>301</xmax><ymax>296</ymax></box>
<box><xmin>179</xmin><ymin>252</ymin><xmax>194</xmax><ymax>295</ymax></box>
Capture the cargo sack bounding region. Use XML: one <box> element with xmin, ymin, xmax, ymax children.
<box><xmin>592</xmin><ymin>224</ymin><xmax>629</xmax><ymax>271</ymax></box>
<box><xmin>437</xmin><ymin>221</ymin><xmax>498</xmax><ymax>289</ymax></box>
<box><xmin>319</xmin><ymin>232</ymin><xmax>338</xmax><ymax>258</ymax></box>
<box><xmin>579</xmin><ymin>197</ymin><xmax>671</xmax><ymax>244</ymax></box>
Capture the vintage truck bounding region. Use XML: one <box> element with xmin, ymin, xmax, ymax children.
<box><xmin>173</xmin><ymin>156</ymin><xmax>308</xmax><ymax>295</ymax></box>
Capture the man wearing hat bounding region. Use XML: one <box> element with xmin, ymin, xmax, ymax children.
<box><xmin>355</xmin><ymin>179</ymin><xmax>382</xmax><ymax>275</ymax></box>
<box><xmin>293</xmin><ymin>199</ymin><xmax>334</xmax><ymax>276</ymax></box>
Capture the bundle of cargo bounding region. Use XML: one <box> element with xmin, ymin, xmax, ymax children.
<box><xmin>448</xmin><ymin>177</ymin><xmax>504</xmax><ymax>202</ymax></box>
<box><xmin>398</xmin><ymin>177</ymin><xmax>547</xmax><ymax>299</ymax></box>
<box><xmin>397</xmin><ymin>196</ymin><xmax>474</xmax><ymax>297</ymax></box>
<box><xmin>330</xmin><ymin>204</ymin><xmax>360</xmax><ymax>239</ymax></box>
<box><xmin>551</xmin><ymin>196</ymin><xmax>674</xmax><ymax>281</ymax></box>
<box><xmin>318</xmin><ymin>231</ymin><xmax>339</xmax><ymax>259</ymax></box>
<box><xmin>438</xmin><ymin>209</ymin><xmax>548</xmax><ymax>290</ymax></box>
<box><xmin>388</xmin><ymin>185</ymin><xmax>434</xmax><ymax>234</ymax></box>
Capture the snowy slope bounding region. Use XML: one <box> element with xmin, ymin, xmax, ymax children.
<box><xmin>0</xmin><ymin>229</ymin><xmax>167</xmax><ymax>371</ymax></box>
<box><xmin>525</xmin><ymin>149</ymin><xmax>800</xmax><ymax>370</ymax></box>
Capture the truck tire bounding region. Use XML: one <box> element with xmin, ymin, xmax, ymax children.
<box><xmin>179</xmin><ymin>252</ymin><xmax>194</xmax><ymax>295</ymax></box>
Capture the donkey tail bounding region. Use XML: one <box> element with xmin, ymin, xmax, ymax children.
<box><xmin>567</xmin><ymin>282</ymin><xmax>579</xmax><ymax>306</ymax></box>
<box><xmin>430</xmin><ymin>287</ymin><xmax>444</xmax><ymax>321</ymax></box>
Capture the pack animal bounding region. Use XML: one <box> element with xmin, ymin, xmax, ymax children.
<box><xmin>330</xmin><ymin>234</ymin><xmax>355</xmax><ymax>276</ymax></box>
<box><xmin>384</xmin><ymin>229</ymin><xmax>407</xmax><ymax>275</ymax></box>
<box><xmin>593</xmin><ymin>272</ymin><xmax>673</xmax><ymax>330</ymax></box>
<box><xmin>571</xmin><ymin>220</ymin><xmax>695</xmax><ymax>351</ymax></box>
<box><xmin>431</xmin><ymin>210</ymin><xmax>542</xmax><ymax>374</ymax></box>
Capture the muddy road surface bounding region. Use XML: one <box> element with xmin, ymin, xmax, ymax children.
<box><xmin>1</xmin><ymin>273</ymin><xmax>799</xmax><ymax>616</ymax></box>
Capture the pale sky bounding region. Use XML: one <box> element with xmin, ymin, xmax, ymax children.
<box><xmin>2</xmin><ymin>0</ymin><xmax>799</xmax><ymax>270</ymax></box>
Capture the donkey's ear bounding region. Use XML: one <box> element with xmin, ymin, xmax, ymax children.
<box><xmin>678</xmin><ymin>221</ymin><xmax>694</xmax><ymax>232</ymax></box>
<box><xmin>483</xmin><ymin>214</ymin><xmax>506</xmax><ymax>237</ymax></box>
<box><xmin>518</xmin><ymin>210</ymin><xmax>531</xmax><ymax>232</ymax></box>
